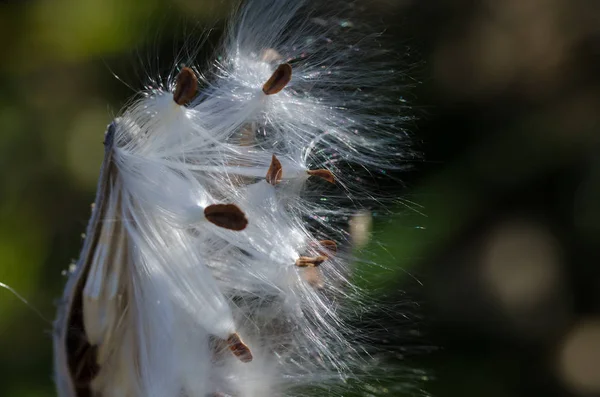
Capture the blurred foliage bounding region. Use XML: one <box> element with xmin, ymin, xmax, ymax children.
<box><xmin>1</xmin><ymin>0</ymin><xmax>600</xmax><ymax>396</ymax></box>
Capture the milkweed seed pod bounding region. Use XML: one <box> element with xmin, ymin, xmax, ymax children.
<box><xmin>53</xmin><ymin>0</ymin><xmax>415</xmax><ymax>396</ymax></box>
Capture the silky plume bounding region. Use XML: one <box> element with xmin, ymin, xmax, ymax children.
<box><xmin>53</xmin><ymin>1</ymin><xmax>416</xmax><ymax>396</ymax></box>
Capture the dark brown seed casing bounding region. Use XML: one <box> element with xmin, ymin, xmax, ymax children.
<box><xmin>173</xmin><ymin>67</ymin><xmax>198</xmax><ymax>106</ymax></box>
<box><xmin>266</xmin><ymin>154</ymin><xmax>283</xmax><ymax>185</ymax></box>
<box><xmin>204</xmin><ymin>204</ymin><xmax>248</xmax><ymax>231</ymax></box>
<box><xmin>313</xmin><ymin>240</ymin><xmax>337</xmax><ymax>257</ymax></box>
<box><xmin>262</xmin><ymin>63</ymin><xmax>292</xmax><ymax>95</ymax></box>
<box><xmin>307</xmin><ymin>169</ymin><xmax>335</xmax><ymax>184</ymax></box>
<box><xmin>295</xmin><ymin>256</ymin><xmax>328</xmax><ymax>267</ymax></box>
<box><xmin>226</xmin><ymin>333</ymin><xmax>253</xmax><ymax>363</ymax></box>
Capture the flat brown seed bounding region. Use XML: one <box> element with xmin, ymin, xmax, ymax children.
<box><xmin>295</xmin><ymin>255</ymin><xmax>328</xmax><ymax>267</ymax></box>
<box><xmin>266</xmin><ymin>154</ymin><xmax>283</xmax><ymax>185</ymax></box>
<box><xmin>312</xmin><ymin>240</ymin><xmax>337</xmax><ymax>258</ymax></box>
<box><xmin>261</xmin><ymin>48</ymin><xmax>282</xmax><ymax>62</ymax></box>
<box><xmin>204</xmin><ymin>204</ymin><xmax>248</xmax><ymax>231</ymax></box>
<box><xmin>173</xmin><ymin>67</ymin><xmax>198</xmax><ymax>105</ymax></box>
<box><xmin>303</xmin><ymin>267</ymin><xmax>325</xmax><ymax>289</ymax></box>
<box><xmin>262</xmin><ymin>63</ymin><xmax>292</xmax><ymax>95</ymax></box>
<box><xmin>239</xmin><ymin>123</ymin><xmax>256</xmax><ymax>147</ymax></box>
<box><xmin>227</xmin><ymin>333</ymin><xmax>253</xmax><ymax>363</ymax></box>
<box><xmin>349</xmin><ymin>210</ymin><xmax>372</xmax><ymax>249</ymax></box>
<box><xmin>307</xmin><ymin>169</ymin><xmax>335</xmax><ymax>184</ymax></box>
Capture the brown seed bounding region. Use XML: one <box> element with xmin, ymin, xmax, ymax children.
<box><xmin>307</xmin><ymin>169</ymin><xmax>335</xmax><ymax>184</ymax></box>
<box><xmin>265</xmin><ymin>154</ymin><xmax>283</xmax><ymax>186</ymax></box>
<box><xmin>204</xmin><ymin>204</ymin><xmax>248</xmax><ymax>231</ymax></box>
<box><xmin>261</xmin><ymin>48</ymin><xmax>282</xmax><ymax>63</ymax></box>
<box><xmin>229</xmin><ymin>123</ymin><xmax>257</xmax><ymax>187</ymax></box>
<box><xmin>312</xmin><ymin>240</ymin><xmax>337</xmax><ymax>258</ymax></box>
<box><xmin>295</xmin><ymin>256</ymin><xmax>328</xmax><ymax>267</ymax></box>
<box><xmin>239</xmin><ymin>123</ymin><xmax>256</xmax><ymax>147</ymax></box>
<box><xmin>303</xmin><ymin>267</ymin><xmax>325</xmax><ymax>289</ymax></box>
<box><xmin>262</xmin><ymin>63</ymin><xmax>292</xmax><ymax>95</ymax></box>
<box><xmin>227</xmin><ymin>333</ymin><xmax>253</xmax><ymax>363</ymax></box>
<box><xmin>350</xmin><ymin>210</ymin><xmax>372</xmax><ymax>249</ymax></box>
<box><xmin>173</xmin><ymin>67</ymin><xmax>198</xmax><ymax>105</ymax></box>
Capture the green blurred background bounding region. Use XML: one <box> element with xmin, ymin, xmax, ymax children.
<box><xmin>1</xmin><ymin>0</ymin><xmax>600</xmax><ymax>396</ymax></box>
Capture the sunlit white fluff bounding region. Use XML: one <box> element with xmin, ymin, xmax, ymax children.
<box><xmin>56</xmin><ymin>0</ymin><xmax>414</xmax><ymax>396</ymax></box>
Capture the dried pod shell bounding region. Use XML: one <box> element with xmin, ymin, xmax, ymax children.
<box><xmin>54</xmin><ymin>122</ymin><xmax>118</xmax><ymax>397</ymax></box>
<box><xmin>261</xmin><ymin>48</ymin><xmax>282</xmax><ymax>62</ymax></box>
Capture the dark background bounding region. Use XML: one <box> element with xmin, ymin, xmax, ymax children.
<box><xmin>1</xmin><ymin>0</ymin><xmax>599</xmax><ymax>396</ymax></box>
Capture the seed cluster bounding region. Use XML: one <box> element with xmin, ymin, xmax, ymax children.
<box><xmin>172</xmin><ymin>65</ymin><xmax>339</xmax><ymax>364</ymax></box>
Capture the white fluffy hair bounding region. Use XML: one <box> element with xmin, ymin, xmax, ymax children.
<box><xmin>53</xmin><ymin>0</ymin><xmax>415</xmax><ymax>396</ymax></box>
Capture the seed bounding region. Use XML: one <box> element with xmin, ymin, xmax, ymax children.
<box><xmin>307</xmin><ymin>169</ymin><xmax>335</xmax><ymax>184</ymax></box>
<box><xmin>173</xmin><ymin>67</ymin><xmax>198</xmax><ymax>105</ymax></box>
<box><xmin>312</xmin><ymin>240</ymin><xmax>337</xmax><ymax>257</ymax></box>
<box><xmin>262</xmin><ymin>63</ymin><xmax>292</xmax><ymax>95</ymax></box>
<box><xmin>303</xmin><ymin>267</ymin><xmax>325</xmax><ymax>289</ymax></box>
<box><xmin>227</xmin><ymin>333</ymin><xmax>253</xmax><ymax>363</ymax></box>
<box><xmin>239</xmin><ymin>123</ymin><xmax>256</xmax><ymax>147</ymax></box>
<box><xmin>204</xmin><ymin>204</ymin><xmax>248</xmax><ymax>231</ymax></box>
<box><xmin>266</xmin><ymin>154</ymin><xmax>283</xmax><ymax>186</ymax></box>
<box><xmin>261</xmin><ymin>48</ymin><xmax>282</xmax><ymax>63</ymax></box>
<box><xmin>295</xmin><ymin>256</ymin><xmax>328</xmax><ymax>267</ymax></box>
